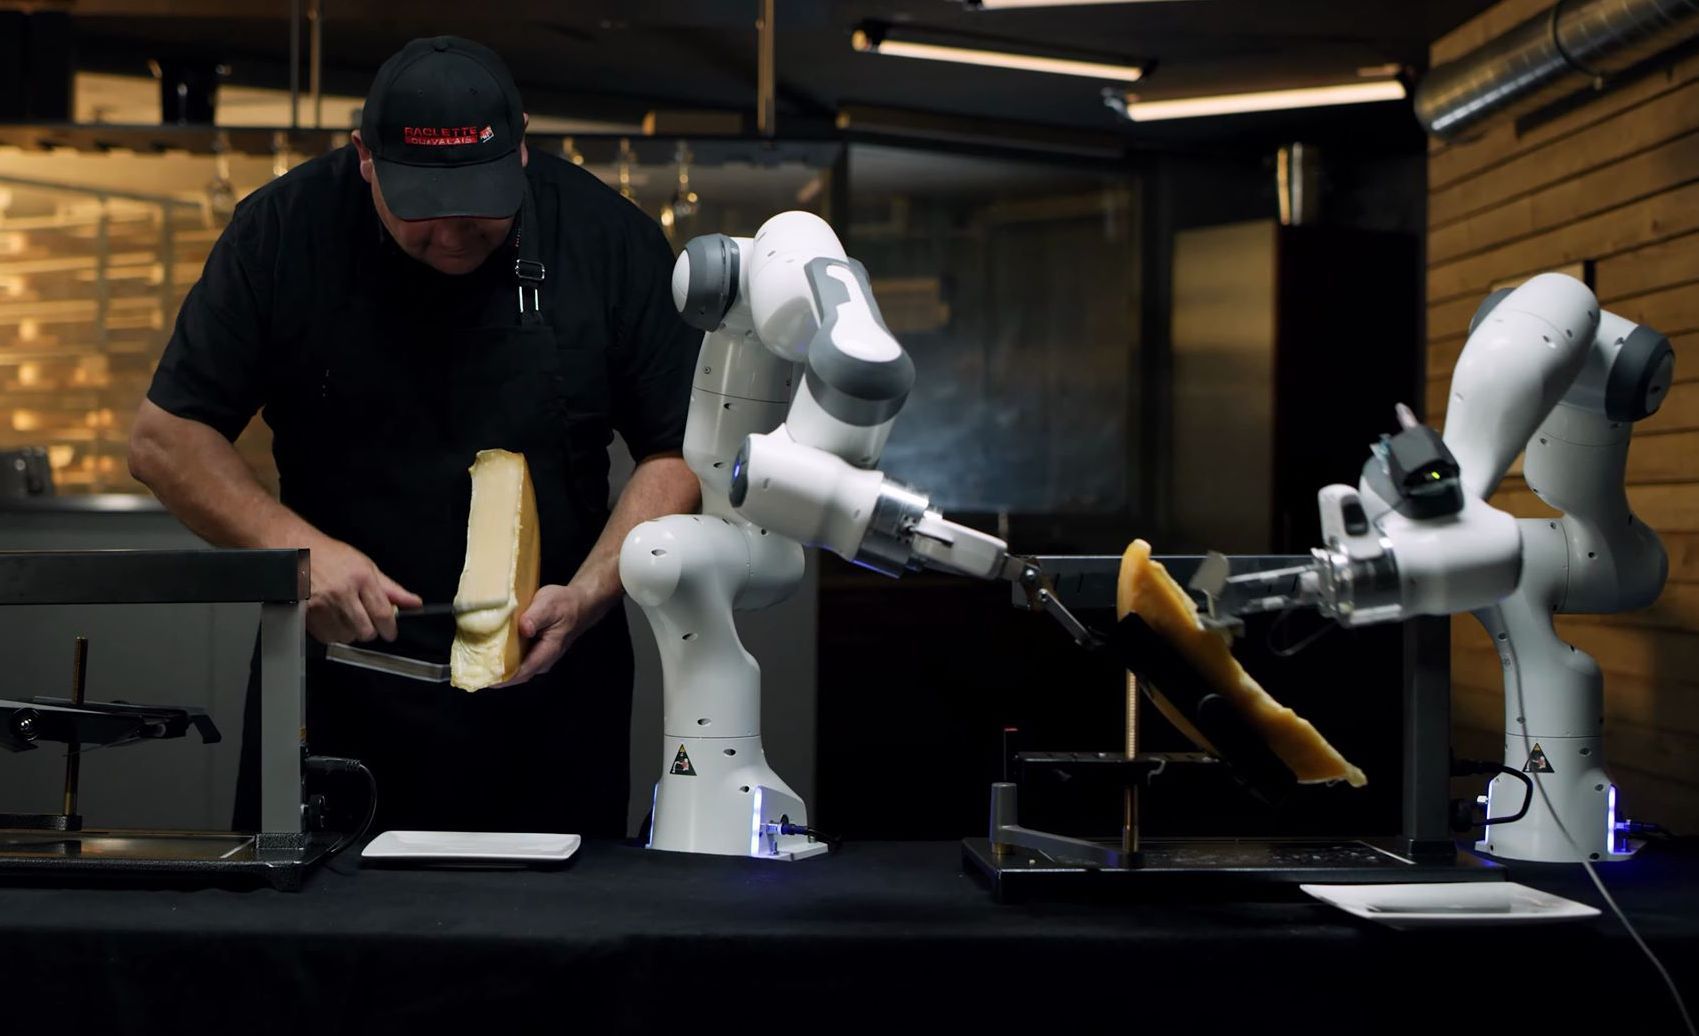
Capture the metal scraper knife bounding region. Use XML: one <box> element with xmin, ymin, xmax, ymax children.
<box><xmin>395</xmin><ymin>597</ymin><xmax>511</xmax><ymax>619</ymax></box>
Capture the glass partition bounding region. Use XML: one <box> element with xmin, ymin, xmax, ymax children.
<box><xmin>846</xmin><ymin>143</ymin><xmax>1139</xmax><ymax>518</ymax></box>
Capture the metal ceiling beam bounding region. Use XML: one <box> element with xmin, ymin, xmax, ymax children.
<box><xmin>1</xmin><ymin>0</ymin><xmax>787</xmax><ymax>24</ymax></box>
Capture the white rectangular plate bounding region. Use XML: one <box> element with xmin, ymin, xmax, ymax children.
<box><xmin>361</xmin><ymin>830</ymin><xmax>581</xmax><ymax>865</ymax></box>
<box><xmin>1300</xmin><ymin>881</ymin><xmax>1600</xmax><ymax>929</ymax></box>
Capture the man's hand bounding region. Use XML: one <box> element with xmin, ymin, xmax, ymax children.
<box><xmin>492</xmin><ymin>451</ymin><xmax>695</xmax><ymax>688</ymax></box>
<box><xmin>497</xmin><ymin>583</ymin><xmax>616</xmax><ymax>687</ymax></box>
<box><xmin>307</xmin><ymin>537</ymin><xmax>422</xmax><ymax>644</ymax></box>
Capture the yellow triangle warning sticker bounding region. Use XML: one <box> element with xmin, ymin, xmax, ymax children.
<box><xmin>670</xmin><ymin>744</ymin><xmax>697</xmax><ymax>776</ymax></box>
<box><xmin>1523</xmin><ymin>742</ymin><xmax>1555</xmax><ymax>773</ymax></box>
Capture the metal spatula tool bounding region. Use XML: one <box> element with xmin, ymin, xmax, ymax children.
<box><xmin>322</xmin><ymin>643</ymin><xmax>451</xmax><ymax>683</ymax></box>
<box><xmin>319</xmin><ymin>599</ymin><xmax>509</xmax><ymax>683</ymax></box>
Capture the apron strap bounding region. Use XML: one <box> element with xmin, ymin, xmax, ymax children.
<box><xmin>514</xmin><ymin>178</ymin><xmax>546</xmax><ymax>327</ymax></box>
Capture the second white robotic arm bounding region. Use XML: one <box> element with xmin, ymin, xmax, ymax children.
<box><xmin>1200</xmin><ymin>273</ymin><xmax>1671</xmax><ymax>628</ymax></box>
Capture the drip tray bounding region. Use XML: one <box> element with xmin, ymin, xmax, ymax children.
<box><xmin>963</xmin><ymin>836</ymin><xmax>1505</xmax><ymax>902</ymax></box>
<box><xmin>0</xmin><ymin>829</ymin><xmax>331</xmax><ymax>890</ymax></box>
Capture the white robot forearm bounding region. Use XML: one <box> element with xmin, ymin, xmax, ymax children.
<box><xmin>1201</xmin><ymin>419</ymin><xmax>1523</xmax><ymax>628</ymax></box>
<box><xmin>681</xmin><ymin>216</ymin><xmax>1013</xmax><ymax>582</ymax></box>
<box><xmin>732</xmin><ymin>429</ymin><xmax>1014</xmax><ymax>580</ymax></box>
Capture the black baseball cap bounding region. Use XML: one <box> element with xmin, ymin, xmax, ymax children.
<box><xmin>360</xmin><ymin>36</ymin><xmax>526</xmax><ymax>220</ymax></box>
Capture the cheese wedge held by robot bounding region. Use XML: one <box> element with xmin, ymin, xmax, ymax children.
<box><xmin>1116</xmin><ymin>539</ymin><xmax>1367</xmax><ymax>787</ymax></box>
<box><xmin>451</xmin><ymin>450</ymin><xmax>541</xmax><ymax>692</ymax></box>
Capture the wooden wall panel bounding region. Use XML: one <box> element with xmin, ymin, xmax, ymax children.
<box><xmin>1429</xmin><ymin>179</ymin><xmax>1699</xmax><ymax>303</ymax></box>
<box><xmin>1596</xmin><ymin>232</ymin><xmax>1699</xmax><ymax>299</ymax></box>
<box><xmin>1430</xmin><ymin>128</ymin><xmax>1699</xmax><ymax>264</ymax></box>
<box><xmin>1428</xmin><ymin>2</ymin><xmax>1699</xmax><ymax>832</ymax></box>
<box><xmin>1429</xmin><ymin>72</ymin><xmax>1699</xmax><ymax>230</ymax></box>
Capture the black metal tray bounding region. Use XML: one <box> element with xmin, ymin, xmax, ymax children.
<box><xmin>962</xmin><ymin>835</ymin><xmax>1504</xmax><ymax>903</ymax></box>
<box><xmin>0</xmin><ymin>829</ymin><xmax>335</xmax><ymax>891</ymax></box>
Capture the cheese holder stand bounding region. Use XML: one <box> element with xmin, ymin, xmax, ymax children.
<box><xmin>0</xmin><ymin>548</ymin><xmax>339</xmax><ymax>889</ymax></box>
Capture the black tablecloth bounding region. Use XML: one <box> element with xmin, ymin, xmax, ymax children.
<box><xmin>2</xmin><ymin>839</ymin><xmax>1695</xmax><ymax>1034</ymax></box>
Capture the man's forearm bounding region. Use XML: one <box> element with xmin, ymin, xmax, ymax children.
<box><xmin>129</xmin><ymin>399</ymin><xmax>327</xmax><ymax>552</ymax></box>
<box><xmin>569</xmin><ymin>453</ymin><xmax>699</xmax><ymax>607</ymax></box>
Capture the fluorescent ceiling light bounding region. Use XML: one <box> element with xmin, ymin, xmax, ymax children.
<box><xmin>852</xmin><ymin>26</ymin><xmax>1144</xmax><ymax>83</ymax></box>
<box><xmin>1119</xmin><ymin>79</ymin><xmax>1406</xmax><ymax>121</ymax></box>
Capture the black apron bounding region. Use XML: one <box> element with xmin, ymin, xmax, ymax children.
<box><xmin>234</xmin><ymin>183</ymin><xmax>633</xmax><ymax>837</ymax></box>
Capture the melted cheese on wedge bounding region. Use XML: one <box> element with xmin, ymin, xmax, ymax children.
<box><xmin>1117</xmin><ymin>539</ymin><xmax>1366</xmax><ymax>787</ymax></box>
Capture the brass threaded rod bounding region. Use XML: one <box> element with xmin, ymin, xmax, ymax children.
<box><xmin>1125</xmin><ymin>673</ymin><xmax>1138</xmax><ymax>758</ymax></box>
<box><xmin>1122</xmin><ymin>673</ymin><xmax>1139</xmax><ymax>855</ymax></box>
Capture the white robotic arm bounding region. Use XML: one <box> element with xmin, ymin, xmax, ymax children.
<box><xmin>1472</xmin><ymin>300</ymin><xmax>1672</xmax><ymax>863</ymax></box>
<box><xmin>1196</xmin><ymin>272</ymin><xmax>1674</xmax><ymax>863</ymax></box>
<box><xmin>622</xmin><ymin>211</ymin><xmax>1016</xmax><ymax>863</ymax></box>
<box><xmin>678</xmin><ymin>211</ymin><xmax>1015</xmax><ymax>581</ymax></box>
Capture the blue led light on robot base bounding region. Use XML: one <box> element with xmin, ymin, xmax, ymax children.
<box><xmin>1608</xmin><ymin>784</ymin><xmax>1626</xmax><ymax>856</ymax></box>
<box><xmin>750</xmin><ymin>786</ymin><xmax>766</xmax><ymax>856</ymax></box>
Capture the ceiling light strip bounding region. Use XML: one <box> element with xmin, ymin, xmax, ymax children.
<box><xmin>1122</xmin><ymin>79</ymin><xmax>1406</xmax><ymax>121</ymax></box>
<box><xmin>854</xmin><ymin>29</ymin><xmax>1143</xmax><ymax>82</ymax></box>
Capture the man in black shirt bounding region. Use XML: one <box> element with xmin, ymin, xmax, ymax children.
<box><xmin>129</xmin><ymin>36</ymin><xmax>700</xmax><ymax>836</ymax></box>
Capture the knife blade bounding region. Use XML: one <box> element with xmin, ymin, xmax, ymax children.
<box><xmin>395</xmin><ymin>598</ymin><xmax>511</xmax><ymax>619</ymax></box>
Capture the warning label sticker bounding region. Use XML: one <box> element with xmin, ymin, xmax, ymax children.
<box><xmin>1523</xmin><ymin>742</ymin><xmax>1555</xmax><ymax>773</ymax></box>
<box><xmin>670</xmin><ymin>744</ymin><xmax>697</xmax><ymax>777</ymax></box>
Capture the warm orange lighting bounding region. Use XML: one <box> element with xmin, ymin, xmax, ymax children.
<box><xmin>1120</xmin><ymin>79</ymin><xmax>1407</xmax><ymax>121</ymax></box>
